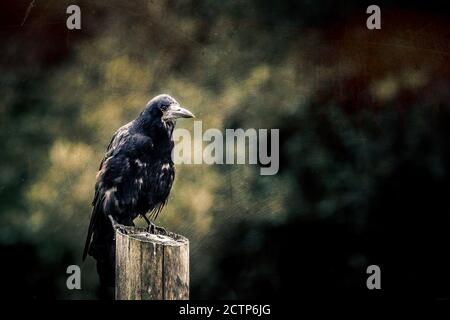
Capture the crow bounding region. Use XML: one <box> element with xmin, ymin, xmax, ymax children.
<box><xmin>82</xmin><ymin>94</ymin><xmax>194</xmax><ymax>291</ymax></box>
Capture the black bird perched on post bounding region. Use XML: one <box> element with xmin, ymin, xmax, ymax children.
<box><xmin>82</xmin><ymin>94</ymin><xmax>194</xmax><ymax>290</ymax></box>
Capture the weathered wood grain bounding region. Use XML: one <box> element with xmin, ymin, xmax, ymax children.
<box><xmin>115</xmin><ymin>226</ymin><xmax>189</xmax><ymax>300</ymax></box>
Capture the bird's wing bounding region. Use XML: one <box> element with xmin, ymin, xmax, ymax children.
<box><xmin>82</xmin><ymin>122</ymin><xmax>135</xmax><ymax>261</ymax></box>
<box><xmin>148</xmin><ymin>164</ymin><xmax>175</xmax><ymax>220</ymax></box>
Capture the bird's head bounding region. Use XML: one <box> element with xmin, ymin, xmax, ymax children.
<box><xmin>144</xmin><ymin>94</ymin><xmax>194</xmax><ymax>123</ymax></box>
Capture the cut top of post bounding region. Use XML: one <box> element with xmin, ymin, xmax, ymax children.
<box><xmin>117</xmin><ymin>226</ymin><xmax>188</xmax><ymax>247</ymax></box>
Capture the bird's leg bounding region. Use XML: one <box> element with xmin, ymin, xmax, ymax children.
<box><xmin>108</xmin><ymin>215</ymin><xmax>128</xmax><ymax>235</ymax></box>
<box><xmin>144</xmin><ymin>215</ymin><xmax>168</xmax><ymax>235</ymax></box>
<box><xmin>142</xmin><ymin>214</ymin><xmax>156</xmax><ymax>234</ymax></box>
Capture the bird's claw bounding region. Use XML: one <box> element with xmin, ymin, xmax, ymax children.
<box><xmin>156</xmin><ymin>225</ymin><xmax>167</xmax><ymax>235</ymax></box>
<box><xmin>143</xmin><ymin>216</ymin><xmax>166</xmax><ymax>235</ymax></box>
<box><xmin>116</xmin><ymin>224</ymin><xmax>128</xmax><ymax>235</ymax></box>
<box><xmin>109</xmin><ymin>215</ymin><xmax>128</xmax><ymax>234</ymax></box>
<box><xmin>149</xmin><ymin>223</ymin><xmax>167</xmax><ymax>235</ymax></box>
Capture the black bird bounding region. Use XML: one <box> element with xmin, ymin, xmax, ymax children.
<box><xmin>82</xmin><ymin>94</ymin><xmax>194</xmax><ymax>290</ymax></box>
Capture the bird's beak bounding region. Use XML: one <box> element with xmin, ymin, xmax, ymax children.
<box><xmin>165</xmin><ymin>104</ymin><xmax>195</xmax><ymax>120</ymax></box>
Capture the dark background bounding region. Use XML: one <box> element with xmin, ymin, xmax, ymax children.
<box><xmin>0</xmin><ymin>0</ymin><xmax>449</xmax><ymax>300</ymax></box>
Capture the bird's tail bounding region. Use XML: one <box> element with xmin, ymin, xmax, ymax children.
<box><xmin>83</xmin><ymin>201</ymin><xmax>116</xmax><ymax>288</ymax></box>
<box><xmin>89</xmin><ymin>213</ymin><xmax>116</xmax><ymax>287</ymax></box>
<box><xmin>93</xmin><ymin>240</ymin><xmax>116</xmax><ymax>288</ymax></box>
<box><xmin>82</xmin><ymin>207</ymin><xmax>97</xmax><ymax>261</ymax></box>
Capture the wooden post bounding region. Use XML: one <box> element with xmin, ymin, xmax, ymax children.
<box><xmin>115</xmin><ymin>226</ymin><xmax>189</xmax><ymax>300</ymax></box>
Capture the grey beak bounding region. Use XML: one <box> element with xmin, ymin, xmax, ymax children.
<box><xmin>167</xmin><ymin>105</ymin><xmax>195</xmax><ymax>119</ymax></box>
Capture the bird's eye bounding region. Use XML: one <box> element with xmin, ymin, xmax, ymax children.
<box><xmin>161</xmin><ymin>104</ymin><xmax>169</xmax><ymax>111</ymax></box>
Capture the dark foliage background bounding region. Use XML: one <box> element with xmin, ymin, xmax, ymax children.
<box><xmin>0</xmin><ymin>0</ymin><xmax>449</xmax><ymax>299</ymax></box>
